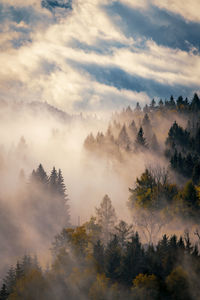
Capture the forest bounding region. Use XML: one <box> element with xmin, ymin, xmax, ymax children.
<box><xmin>0</xmin><ymin>94</ymin><xmax>200</xmax><ymax>299</ymax></box>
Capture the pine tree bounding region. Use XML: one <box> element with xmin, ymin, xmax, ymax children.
<box><xmin>142</xmin><ymin>113</ymin><xmax>153</xmax><ymax>140</ymax></box>
<box><xmin>117</xmin><ymin>124</ymin><xmax>130</xmax><ymax>149</ymax></box>
<box><xmin>93</xmin><ymin>240</ymin><xmax>105</xmax><ymax>273</ymax></box>
<box><xmin>121</xmin><ymin>232</ymin><xmax>144</xmax><ymax>285</ymax></box>
<box><xmin>57</xmin><ymin>169</ymin><xmax>70</xmax><ymax>226</ymax></box>
<box><xmin>182</xmin><ymin>181</ymin><xmax>199</xmax><ymax>210</ymax></box>
<box><xmin>104</xmin><ymin>235</ymin><xmax>121</xmax><ymax>280</ymax></box>
<box><xmin>143</xmin><ymin>104</ymin><xmax>149</xmax><ymax>113</ymax></box>
<box><xmin>169</xmin><ymin>95</ymin><xmax>176</xmax><ymax>108</ymax></box>
<box><xmin>35</xmin><ymin>164</ymin><xmax>48</xmax><ymax>185</ymax></box>
<box><xmin>135</xmin><ymin>127</ymin><xmax>147</xmax><ymax>150</ymax></box>
<box><xmin>114</xmin><ymin>220</ymin><xmax>133</xmax><ymax>248</ymax></box>
<box><xmin>84</xmin><ymin>133</ymin><xmax>96</xmax><ymax>149</ymax></box>
<box><xmin>191</xmin><ymin>93</ymin><xmax>200</xmax><ymax>111</ymax></box>
<box><xmin>150</xmin><ymin>133</ymin><xmax>159</xmax><ymax>152</ymax></box>
<box><xmin>128</xmin><ymin>120</ymin><xmax>137</xmax><ymax>136</ymax></box>
<box><xmin>3</xmin><ymin>266</ymin><xmax>15</xmax><ymax>294</ymax></box>
<box><xmin>176</xmin><ymin>96</ymin><xmax>184</xmax><ymax>109</ymax></box>
<box><xmin>49</xmin><ymin>166</ymin><xmax>58</xmax><ymax>192</ymax></box>
<box><xmin>142</xmin><ymin>113</ymin><xmax>151</xmax><ymax>127</ymax></box>
<box><xmin>150</xmin><ymin>99</ymin><xmax>156</xmax><ymax>109</ymax></box>
<box><xmin>135</xmin><ymin>102</ymin><xmax>141</xmax><ymax>111</ymax></box>
<box><xmin>15</xmin><ymin>261</ymin><xmax>23</xmax><ymax>280</ymax></box>
<box><xmin>192</xmin><ymin>163</ymin><xmax>200</xmax><ymax>185</ymax></box>
<box><xmin>158</xmin><ymin>99</ymin><xmax>164</xmax><ymax>108</ymax></box>
<box><xmin>0</xmin><ymin>284</ymin><xmax>9</xmax><ymax>300</ymax></box>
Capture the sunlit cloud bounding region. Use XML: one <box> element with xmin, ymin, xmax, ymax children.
<box><xmin>0</xmin><ymin>0</ymin><xmax>199</xmax><ymax>113</ymax></box>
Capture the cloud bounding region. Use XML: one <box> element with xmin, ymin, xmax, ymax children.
<box><xmin>0</xmin><ymin>0</ymin><xmax>200</xmax><ymax>113</ymax></box>
<box><xmin>153</xmin><ymin>0</ymin><xmax>200</xmax><ymax>23</ymax></box>
<box><xmin>119</xmin><ymin>0</ymin><xmax>200</xmax><ymax>24</ymax></box>
<box><xmin>107</xmin><ymin>1</ymin><xmax>200</xmax><ymax>52</ymax></box>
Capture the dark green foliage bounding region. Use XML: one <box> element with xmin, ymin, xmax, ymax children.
<box><xmin>135</xmin><ymin>127</ymin><xmax>147</xmax><ymax>150</ymax></box>
<box><xmin>3</xmin><ymin>227</ymin><xmax>200</xmax><ymax>300</ymax></box>
<box><xmin>192</xmin><ymin>163</ymin><xmax>200</xmax><ymax>184</ymax></box>
<box><xmin>191</xmin><ymin>93</ymin><xmax>200</xmax><ymax>111</ymax></box>
<box><xmin>49</xmin><ymin>166</ymin><xmax>58</xmax><ymax>192</ymax></box>
<box><xmin>166</xmin><ymin>121</ymin><xmax>190</xmax><ymax>149</ymax></box>
<box><xmin>104</xmin><ymin>235</ymin><xmax>121</xmax><ymax>281</ymax></box>
<box><xmin>121</xmin><ymin>232</ymin><xmax>145</xmax><ymax>286</ymax></box>
<box><xmin>114</xmin><ymin>220</ymin><xmax>133</xmax><ymax>248</ymax></box>
<box><xmin>181</xmin><ymin>181</ymin><xmax>199</xmax><ymax>209</ymax></box>
<box><xmin>1</xmin><ymin>255</ymin><xmax>41</xmax><ymax>300</ymax></box>
<box><xmin>0</xmin><ymin>284</ymin><xmax>9</xmax><ymax>300</ymax></box>
<box><xmin>93</xmin><ymin>240</ymin><xmax>104</xmax><ymax>273</ymax></box>
<box><xmin>166</xmin><ymin>118</ymin><xmax>200</xmax><ymax>179</ymax></box>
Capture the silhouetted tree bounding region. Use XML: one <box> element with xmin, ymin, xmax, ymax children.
<box><xmin>135</xmin><ymin>127</ymin><xmax>147</xmax><ymax>150</ymax></box>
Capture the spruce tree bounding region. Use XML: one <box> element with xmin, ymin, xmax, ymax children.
<box><xmin>135</xmin><ymin>127</ymin><xmax>147</xmax><ymax>149</ymax></box>
<box><xmin>3</xmin><ymin>266</ymin><xmax>15</xmax><ymax>294</ymax></box>
<box><xmin>49</xmin><ymin>166</ymin><xmax>58</xmax><ymax>193</ymax></box>
<box><xmin>135</xmin><ymin>102</ymin><xmax>141</xmax><ymax>111</ymax></box>
<box><xmin>104</xmin><ymin>235</ymin><xmax>121</xmax><ymax>280</ymax></box>
<box><xmin>192</xmin><ymin>163</ymin><xmax>200</xmax><ymax>185</ymax></box>
<box><xmin>93</xmin><ymin>240</ymin><xmax>104</xmax><ymax>273</ymax></box>
<box><xmin>0</xmin><ymin>284</ymin><xmax>9</xmax><ymax>300</ymax></box>
<box><xmin>117</xmin><ymin>124</ymin><xmax>130</xmax><ymax>149</ymax></box>
<box><xmin>128</xmin><ymin>120</ymin><xmax>137</xmax><ymax>136</ymax></box>
<box><xmin>57</xmin><ymin>169</ymin><xmax>70</xmax><ymax>226</ymax></box>
<box><xmin>150</xmin><ymin>133</ymin><xmax>159</xmax><ymax>152</ymax></box>
<box><xmin>35</xmin><ymin>164</ymin><xmax>48</xmax><ymax>185</ymax></box>
<box><xmin>182</xmin><ymin>181</ymin><xmax>199</xmax><ymax>210</ymax></box>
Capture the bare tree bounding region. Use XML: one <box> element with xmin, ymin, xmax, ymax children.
<box><xmin>133</xmin><ymin>208</ymin><xmax>168</xmax><ymax>244</ymax></box>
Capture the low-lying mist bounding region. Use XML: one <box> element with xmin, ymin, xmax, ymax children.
<box><xmin>0</xmin><ymin>99</ymin><xmax>196</xmax><ymax>282</ymax></box>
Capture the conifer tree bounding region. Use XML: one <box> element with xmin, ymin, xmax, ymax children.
<box><xmin>35</xmin><ymin>164</ymin><xmax>48</xmax><ymax>185</ymax></box>
<box><xmin>128</xmin><ymin>120</ymin><xmax>137</xmax><ymax>136</ymax></box>
<box><xmin>49</xmin><ymin>166</ymin><xmax>58</xmax><ymax>192</ymax></box>
<box><xmin>0</xmin><ymin>284</ymin><xmax>9</xmax><ymax>300</ymax></box>
<box><xmin>93</xmin><ymin>240</ymin><xmax>105</xmax><ymax>273</ymax></box>
<box><xmin>169</xmin><ymin>95</ymin><xmax>176</xmax><ymax>108</ymax></box>
<box><xmin>150</xmin><ymin>133</ymin><xmax>159</xmax><ymax>152</ymax></box>
<box><xmin>192</xmin><ymin>163</ymin><xmax>200</xmax><ymax>185</ymax></box>
<box><xmin>3</xmin><ymin>266</ymin><xmax>15</xmax><ymax>294</ymax></box>
<box><xmin>158</xmin><ymin>99</ymin><xmax>164</xmax><ymax>108</ymax></box>
<box><xmin>104</xmin><ymin>235</ymin><xmax>121</xmax><ymax>280</ymax></box>
<box><xmin>135</xmin><ymin>127</ymin><xmax>147</xmax><ymax>150</ymax></box>
<box><xmin>150</xmin><ymin>99</ymin><xmax>156</xmax><ymax>109</ymax></box>
<box><xmin>142</xmin><ymin>113</ymin><xmax>153</xmax><ymax>140</ymax></box>
<box><xmin>135</xmin><ymin>102</ymin><xmax>141</xmax><ymax>111</ymax></box>
<box><xmin>181</xmin><ymin>181</ymin><xmax>199</xmax><ymax>210</ymax></box>
<box><xmin>191</xmin><ymin>93</ymin><xmax>200</xmax><ymax>111</ymax></box>
<box><xmin>57</xmin><ymin>169</ymin><xmax>70</xmax><ymax>225</ymax></box>
<box><xmin>117</xmin><ymin>124</ymin><xmax>130</xmax><ymax>149</ymax></box>
<box><xmin>143</xmin><ymin>104</ymin><xmax>149</xmax><ymax>113</ymax></box>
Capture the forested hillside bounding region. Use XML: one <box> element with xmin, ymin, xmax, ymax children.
<box><xmin>1</xmin><ymin>94</ymin><xmax>200</xmax><ymax>300</ymax></box>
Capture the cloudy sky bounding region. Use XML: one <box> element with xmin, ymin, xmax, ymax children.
<box><xmin>0</xmin><ymin>0</ymin><xmax>200</xmax><ymax>113</ymax></box>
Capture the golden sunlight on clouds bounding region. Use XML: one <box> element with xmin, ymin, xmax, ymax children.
<box><xmin>153</xmin><ymin>0</ymin><xmax>200</xmax><ymax>23</ymax></box>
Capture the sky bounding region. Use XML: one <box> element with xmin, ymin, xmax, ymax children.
<box><xmin>0</xmin><ymin>0</ymin><xmax>200</xmax><ymax>113</ymax></box>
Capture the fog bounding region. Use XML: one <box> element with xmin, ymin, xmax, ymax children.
<box><xmin>0</xmin><ymin>98</ymin><xmax>198</xmax><ymax>285</ymax></box>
